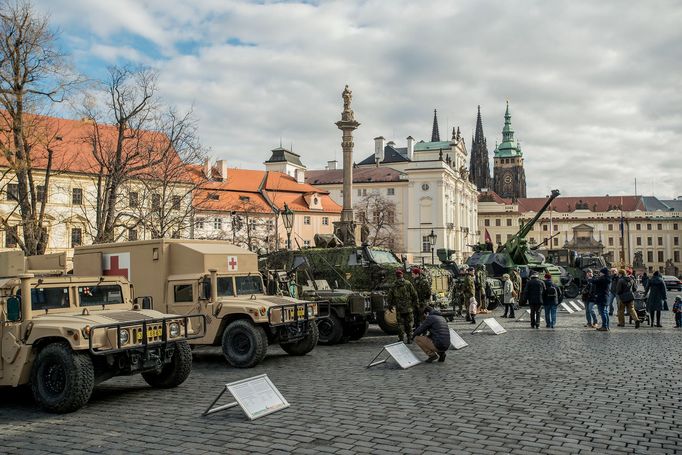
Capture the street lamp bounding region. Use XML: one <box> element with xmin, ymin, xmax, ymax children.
<box><xmin>428</xmin><ymin>229</ymin><xmax>437</xmax><ymax>264</ymax></box>
<box><xmin>282</xmin><ymin>203</ymin><xmax>295</xmax><ymax>250</ymax></box>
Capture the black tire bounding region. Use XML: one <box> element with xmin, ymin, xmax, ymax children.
<box><xmin>564</xmin><ymin>283</ymin><xmax>580</xmax><ymax>299</ymax></box>
<box><xmin>280</xmin><ymin>322</ymin><xmax>319</xmax><ymax>356</ymax></box>
<box><xmin>30</xmin><ymin>343</ymin><xmax>94</xmax><ymax>413</ymax></box>
<box><xmin>347</xmin><ymin>321</ymin><xmax>369</xmax><ymax>341</ymax></box>
<box><xmin>375</xmin><ymin>309</ymin><xmax>399</xmax><ymax>335</ymax></box>
<box><xmin>221</xmin><ymin>320</ymin><xmax>268</xmax><ymax>368</ymax></box>
<box><xmin>317</xmin><ymin>313</ymin><xmax>344</xmax><ymax>345</ymax></box>
<box><xmin>142</xmin><ymin>341</ymin><xmax>192</xmax><ymax>388</ymax></box>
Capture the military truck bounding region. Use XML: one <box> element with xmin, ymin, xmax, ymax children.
<box><xmin>0</xmin><ymin>251</ymin><xmax>202</xmax><ymax>413</ymax></box>
<box><xmin>73</xmin><ymin>239</ymin><xmax>321</xmax><ymax>368</ymax></box>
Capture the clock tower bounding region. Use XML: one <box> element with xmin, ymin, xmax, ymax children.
<box><xmin>492</xmin><ymin>102</ymin><xmax>526</xmax><ymax>199</ymax></box>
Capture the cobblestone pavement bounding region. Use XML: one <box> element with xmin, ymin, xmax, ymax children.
<box><xmin>1</xmin><ymin>292</ymin><xmax>681</xmax><ymax>454</ymax></box>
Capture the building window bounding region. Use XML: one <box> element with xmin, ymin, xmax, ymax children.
<box><xmin>657</xmin><ymin>223</ymin><xmax>662</xmax><ymax>230</ymax></box>
<box><xmin>619</xmin><ymin>237</ymin><xmax>623</xmax><ymax>246</ymax></box>
<box><xmin>196</xmin><ymin>218</ymin><xmax>204</xmax><ymax>230</ymax></box>
<box><xmin>36</xmin><ymin>185</ymin><xmax>47</xmax><ymax>203</ymax></box>
<box><xmin>208</xmin><ymin>193</ymin><xmax>219</xmax><ymax>201</ymax></box>
<box><xmin>495</xmin><ymin>234</ymin><xmax>502</xmax><ymax>244</ymax></box>
<box><xmin>128</xmin><ymin>228</ymin><xmax>138</xmax><ymax>241</ymax></box>
<box><xmin>362</xmin><ymin>189</ymin><xmax>367</xmax><ymax>196</ymax></box>
<box><xmin>636</xmin><ymin>237</ymin><xmax>641</xmax><ymax>246</ymax></box>
<box><xmin>647</xmin><ymin>223</ymin><xmax>652</xmax><ymax>230</ymax></box>
<box><xmin>5</xmin><ymin>225</ymin><xmax>17</xmax><ymax>248</ymax></box>
<box><xmin>543</xmin><ymin>224</ymin><xmax>548</xmax><ymax>231</ymax></box>
<box><xmin>484</xmin><ymin>219</ymin><xmax>490</xmax><ymax>227</ymax></box>
<box><xmin>303</xmin><ymin>216</ymin><xmax>311</xmax><ymax>225</ymax></box>
<box><xmin>636</xmin><ymin>223</ymin><xmax>641</xmax><ymax>230</ymax></box>
<box><xmin>553</xmin><ymin>237</ymin><xmax>558</xmax><ymax>246</ymax></box>
<box><xmin>657</xmin><ymin>251</ymin><xmax>664</xmax><ymax>262</ymax></box>
<box><xmin>673</xmin><ymin>223</ymin><xmax>678</xmax><ymax>230</ymax></box>
<box><xmin>647</xmin><ymin>251</ymin><xmax>653</xmax><ymax>262</ymax></box>
<box><xmin>357</xmin><ymin>189</ymin><xmax>361</xmax><ymax>196</ymax></box>
<box><xmin>506</xmin><ymin>219</ymin><xmax>512</xmax><ymax>227</ymax></box>
<box><xmin>674</xmin><ymin>251</ymin><xmax>680</xmax><ymax>262</ymax></box>
<box><xmin>6</xmin><ymin>183</ymin><xmax>18</xmax><ymax>201</ymax></box>
<box><xmin>267</xmin><ymin>219</ymin><xmax>274</xmax><ymax>229</ymax></box>
<box><xmin>387</xmin><ymin>188</ymin><xmax>395</xmax><ymax>196</ymax></box>
<box><xmin>129</xmin><ymin>192</ymin><xmax>139</xmax><ymax>208</ymax></box>
<box><xmin>71</xmin><ymin>228</ymin><xmax>82</xmax><ymax>247</ymax></box>
<box><xmin>495</xmin><ymin>218</ymin><xmax>501</xmax><ymax>227</ymax></box>
<box><xmin>608</xmin><ymin>224</ymin><xmax>613</xmax><ymax>231</ymax></box>
<box><xmin>422</xmin><ymin>236</ymin><xmax>430</xmax><ymax>253</ymax></box>
<box><xmin>647</xmin><ymin>237</ymin><xmax>652</xmax><ymax>246</ymax></box>
<box><xmin>608</xmin><ymin>237</ymin><xmax>614</xmax><ymax>247</ymax></box>
<box><xmin>322</xmin><ymin>217</ymin><xmax>329</xmax><ymax>225</ymax></box>
<box><xmin>152</xmin><ymin>194</ymin><xmax>161</xmax><ymax>210</ymax></box>
<box><xmin>674</xmin><ymin>237</ymin><xmax>679</xmax><ymax>246</ymax></box>
<box><xmin>303</xmin><ymin>240</ymin><xmax>311</xmax><ymax>247</ymax></box>
<box><xmin>72</xmin><ymin>188</ymin><xmax>83</xmax><ymax>205</ymax></box>
<box><xmin>386</xmin><ymin>210</ymin><xmax>395</xmax><ymax>224</ymax></box>
<box><xmin>214</xmin><ymin>218</ymin><xmax>222</xmax><ymax>230</ymax></box>
<box><xmin>172</xmin><ymin>195</ymin><xmax>181</xmax><ymax>210</ymax></box>
<box><xmin>373</xmin><ymin>211</ymin><xmax>381</xmax><ymax>224</ymax></box>
<box><xmin>658</xmin><ymin>237</ymin><xmax>663</xmax><ymax>246</ymax></box>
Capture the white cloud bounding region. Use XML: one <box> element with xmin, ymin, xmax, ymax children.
<box><xmin>35</xmin><ymin>0</ymin><xmax>682</xmax><ymax>198</ymax></box>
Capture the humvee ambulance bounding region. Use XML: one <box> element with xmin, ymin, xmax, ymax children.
<box><xmin>0</xmin><ymin>251</ymin><xmax>202</xmax><ymax>413</ymax></box>
<box><xmin>73</xmin><ymin>239</ymin><xmax>321</xmax><ymax>368</ymax></box>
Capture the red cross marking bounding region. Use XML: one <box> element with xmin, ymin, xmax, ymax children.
<box><xmin>228</xmin><ymin>257</ymin><xmax>238</xmax><ymax>270</ymax></box>
<box><xmin>105</xmin><ymin>255</ymin><xmax>129</xmax><ymax>279</ymax></box>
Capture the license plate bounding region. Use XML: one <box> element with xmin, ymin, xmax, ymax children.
<box><xmin>284</xmin><ymin>307</ymin><xmax>305</xmax><ymax>320</ymax></box>
<box><xmin>136</xmin><ymin>327</ymin><xmax>163</xmax><ymax>342</ymax></box>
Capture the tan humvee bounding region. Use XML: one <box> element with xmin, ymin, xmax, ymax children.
<box><xmin>0</xmin><ymin>251</ymin><xmax>203</xmax><ymax>413</ymax></box>
<box><xmin>73</xmin><ymin>239</ymin><xmax>321</xmax><ymax>368</ymax></box>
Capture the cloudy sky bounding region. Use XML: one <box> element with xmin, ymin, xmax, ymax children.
<box><xmin>35</xmin><ymin>0</ymin><xmax>681</xmax><ymax>198</ymax></box>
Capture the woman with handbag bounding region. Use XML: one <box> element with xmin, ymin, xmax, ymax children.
<box><xmin>616</xmin><ymin>269</ymin><xmax>639</xmax><ymax>328</ymax></box>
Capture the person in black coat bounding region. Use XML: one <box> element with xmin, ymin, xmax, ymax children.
<box><xmin>413</xmin><ymin>307</ymin><xmax>451</xmax><ymax>362</ymax></box>
<box><xmin>592</xmin><ymin>267</ymin><xmax>612</xmax><ymax>331</ymax></box>
<box><xmin>645</xmin><ymin>271</ymin><xmax>667</xmax><ymax>327</ymax></box>
<box><xmin>521</xmin><ymin>273</ymin><xmax>545</xmax><ymax>329</ymax></box>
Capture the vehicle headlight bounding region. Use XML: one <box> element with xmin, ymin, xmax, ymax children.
<box><xmin>119</xmin><ymin>329</ymin><xmax>130</xmax><ymax>345</ymax></box>
<box><xmin>169</xmin><ymin>322</ymin><xmax>181</xmax><ymax>338</ymax></box>
<box><xmin>307</xmin><ymin>305</ymin><xmax>316</xmax><ymax>317</ymax></box>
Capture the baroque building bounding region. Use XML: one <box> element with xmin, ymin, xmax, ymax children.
<box><xmin>468</xmin><ymin>105</ymin><xmax>491</xmax><ymax>190</ymax></box>
<box><xmin>492</xmin><ymin>102</ymin><xmax>527</xmax><ymax>199</ymax></box>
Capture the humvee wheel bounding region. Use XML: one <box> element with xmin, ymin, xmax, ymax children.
<box><xmin>348</xmin><ymin>321</ymin><xmax>369</xmax><ymax>341</ymax></box>
<box><xmin>376</xmin><ymin>309</ymin><xmax>399</xmax><ymax>335</ymax></box>
<box><xmin>280</xmin><ymin>322</ymin><xmax>319</xmax><ymax>356</ymax></box>
<box><xmin>222</xmin><ymin>320</ymin><xmax>268</xmax><ymax>368</ymax></box>
<box><xmin>142</xmin><ymin>341</ymin><xmax>192</xmax><ymax>388</ymax></box>
<box><xmin>317</xmin><ymin>313</ymin><xmax>344</xmax><ymax>345</ymax></box>
<box><xmin>564</xmin><ymin>283</ymin><xmax>580</xmax><ymax>299</ymax></box>
<box><xmin>31</xmin><ymin>343</ymin><xmax>94</xmax><ymax>413</ymax></box>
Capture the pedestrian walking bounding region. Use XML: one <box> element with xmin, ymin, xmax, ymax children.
<box><xmin>542</xmin><ymin>273</ymin><xmax>561</xmax><ymax>328</ymax></box>
<box><xmin>593</xmin><ymin>267</ymin><xmax>611</xmax><ymax>331</ymax></box>
<box><xmin>387</xmin><ymin>269</ymin><xmax>418</xmax><ymax>343</ymax></box>
<box><xmin>616</xmin><ymin>269</ymin><xmax>640</xmax><ymax>329</ymax></box>
<box><xmin>582</xmin><ymin>269</ymin><xmax>599</xmax><ymax>328</ymax></box>
<box><xmin>468</xmin><ymin>297</ymin><xmax>478</xmax><ymax>325</ymax></box>
<box><xmin>521</xmin><ymin>272</ymin><xmax>545</xmax><ymax>329</ymax></box>
<box><xmin>511</xmin><ymin>267</ymin><xmax>522</xmax><ymax>311</ymax></box>
<box><xmin>672</xmin><ymin>296</ymin><xmax>682</xmax><ymax>328</ymax></box>
<box><xmin>501</xmin><ymin>273</ymin><xmax>516</xmax><ymax>319</ymax></box>
<box><xmin>413</xmin><ymin>306</ymin><xmax>451</xmax><ymax>362</ymax></box>
<box><xmin>645</xmin><ymin>271</ymin><xmax>667</xmax><ymax>328</ymax></box>
<box><xmin>607</xmin><ymin>267</ymin><xmax>618</xmax><ymax>316</ymax></box>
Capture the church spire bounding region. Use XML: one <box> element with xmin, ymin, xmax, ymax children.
<box><xmin>469</xmin><ymin>105</ymin><xmax>491</xmax><ymax>190</ymax></box>
<box><xmin>431</xmin><ymin>109</ymin><xmax>440</xmax><ymax>142</ymax></box>
<box><xmin>474</xmin><ymin>105</ymin><xmax>484</xmax><ymax>144</ymax></box>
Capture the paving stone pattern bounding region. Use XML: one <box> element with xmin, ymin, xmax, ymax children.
<box><xmin>1</xmin><ymin>293</ymin><xmax>681</xmax><ymax>454</ymax></box>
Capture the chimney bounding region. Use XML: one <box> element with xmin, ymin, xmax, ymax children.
<box><xmin>327</xmin><ymin>160</ymin><xmax>338</xmax><ymax>170</ymax></box>
<box><xmin>406</xmin><ymin>136</ymin><xmax>415</xmax><ymax>161</ymax></box>
<box><xmin>216</xmin><ymin>159</ymin><xmax>228</xmax><ymax>181</ymax></box>
<box><xmin>203</xmin><ymin>158</ymin><xmax>212</xmax><ymax>179</ymax></box>
<box><xmin>374</xmin><ymin>136</ymin><xmax>385</xmax><ymax>163</ymax></box>
<box><xmin>295</xmin><ymin>168</ymin><xmax>305</xmax><ymax>184</ymax></box>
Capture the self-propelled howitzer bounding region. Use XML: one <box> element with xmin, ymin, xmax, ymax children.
<box><xmin>504</xmin><ymin>189</ymin><xmax>560</xmax><ymax>265</ymax></box>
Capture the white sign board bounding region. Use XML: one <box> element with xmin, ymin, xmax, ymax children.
<box><xmin>449</xmin><ymin>328</ymin><xmax>469</xmax><ymax>350</ymax></box>
<box><xmin>569</xmin><ymin>301</ymin><xmax>582</xmax><ymax>311</ymax></box>
<box><xmin>384</xmin><ymin>342</ymin><xmax>422</xmax><ymax>369</ymax></box>
<box><xmin>484</xmin><ymin>318</ymin><xmax>507</xmax><ymax>334</ymax></box>
<box><xmin>559</xmin><ymin>302</ymin><xmax>574</xmax><ymax>313</ymax></box>
<box><xmin>226</xmin><ymin>374</ymin><xmax>289</xmax><ymax>420</ymax></box>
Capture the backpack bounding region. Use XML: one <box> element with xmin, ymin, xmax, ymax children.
<box><xmin>544</xmin><ymin>284</ymin><xmax>558</xmax><ymax>303</ymax></box>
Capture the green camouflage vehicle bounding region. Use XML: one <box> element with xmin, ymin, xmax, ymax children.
<box><xmin>538</xmin><ymin>249</ymin><xmax>608</xmax><ymax>298</ymax></box>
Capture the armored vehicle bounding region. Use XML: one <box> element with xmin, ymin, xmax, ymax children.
<box><xmin>0</xmin><ymin>251</ymin><xmax>202</xmax><ymax>413</ymax></box>
<box><xmin>467</xmin><ymin>190</ymin><xmax>563</xmax><ymax>296</ymax></box>
<box><xmin>539</xmin><ymin>249</ymin><xmax>608</xmax><ymax>298</ymax></box>
<box><xmin>73</xmin><ymin>239</ymin><xmax>321</xmax><ymax>368</ymax></box>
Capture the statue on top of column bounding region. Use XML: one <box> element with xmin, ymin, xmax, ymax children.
<box><xmin>341</xmin><ymin>85</ymin><xmax>355</xmax><ymax>122</ymax></box>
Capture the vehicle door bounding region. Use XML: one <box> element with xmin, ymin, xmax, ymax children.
<box><xmin>166</xmin><ymin>280</ymin><xmax>197</xmax><ymax>316</ymax></box>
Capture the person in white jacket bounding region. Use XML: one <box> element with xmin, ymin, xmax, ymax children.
<box><xmin>501</xmin><ymin>273</ymin><xmax>516</xmax><ymax>319</ymax></box>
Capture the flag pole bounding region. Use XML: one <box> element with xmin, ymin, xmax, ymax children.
<box><xmin>619</xmin><ymin>196</ymin><xmax>626</xmax><ymax>267</ymax></box>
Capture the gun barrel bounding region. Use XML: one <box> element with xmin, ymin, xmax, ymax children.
<box><xmin>516</xmin><ymin>189</ymin><xmax>560</xmax><ymax>239</ymax></box>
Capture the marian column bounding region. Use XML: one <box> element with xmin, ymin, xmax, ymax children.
<box><xmin>334</xmin><ymin>85</ymin><xmax>360</xmax><ymax>246</ymax></box>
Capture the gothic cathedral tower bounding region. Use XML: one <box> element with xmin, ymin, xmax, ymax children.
<box><xmin>469</xmin><ymin>105</ymin><xmax>491</xmax><ymax>190</ymax></box>
<box><xmin>492</xmin><ymin>102</ymin><xmax>526</xmax><ymax>199</ymax></box>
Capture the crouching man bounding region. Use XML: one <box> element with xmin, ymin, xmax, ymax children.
<box><xmin>413</xmin><ymin>306</ymin><xmax>451</xmax><ymax>363</ymax></box>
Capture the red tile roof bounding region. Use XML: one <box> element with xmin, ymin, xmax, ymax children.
<box><xmin>306</xmin><ymin>168</ymin><xmax>406</xmax><ymax>185</ymax></box>
<box><xmin>478</xmin><ymin>190</ymin><xmax>646</xmax><ymax>213</ymax></box>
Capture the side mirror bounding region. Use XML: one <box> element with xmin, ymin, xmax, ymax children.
<box><xmin>134</xmin><ymin>296</ymin><xmax>153</xmax><ymax>310</ymax></box>
<box><xmin>6</xmin><ymin>296</ymin><xmax>21</xmax><ymax>321</ymax></box>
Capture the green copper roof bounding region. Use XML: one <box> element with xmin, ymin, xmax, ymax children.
<box><xmin>494</xmin><ymin>101</ymin><xmax>522</xmax><ymax>157</ymax></box>
<box><xmin>414</xmin><ymin>140</ymin><xmax>452</xmax><ymax>151</ymax></box>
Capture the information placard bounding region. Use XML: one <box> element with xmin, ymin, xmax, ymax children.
<box><xmin>484</xmin><ymin>318</ymin><xmax>507</xmax><ymax>334</ymax></box>
<box><xmin>384</xmin><ymin>342</ymin><xmax>422</xmax><ymax>369</ymax></box>
<box><xmin>448</xmin><ymin>328</ymin><xmax>468</xmax><ymax>349</ymax></box>
<box><xmin>559</xmin><ymin>302</ymin><xmax>574</xmax><ymax>313</ymax></box>
<box><xmin>227</xmin><ymin>374</ymin><xmax>290</xmax><ymax>420</ymax></box>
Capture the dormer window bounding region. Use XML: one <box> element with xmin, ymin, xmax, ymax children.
<box><xmin>239</xmin><ymin>196</ymin><xmax>250</xmax><ymax>202</ymax></box>
<box><xmin>208</xmin><ymin>193</ymin><xmax>219</xmax><ymax>201</ymax></box>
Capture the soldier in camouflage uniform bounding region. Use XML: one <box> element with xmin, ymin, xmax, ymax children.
<box><xmin>411</xmin><ymin>267</ymin><xmax>432</xmax><ymax>329</ymax></box>
<box><xmin>475</xmin><ymin>264</ymin><xmax>488</xmax><ymax>313</ymax></box>
<box><xmin>387</xmin><ymin>269</ymin><xmax>418</xmax><ymax>343</ymax></box>
<box><xmin>463</xmin><ymin>268</ymin><xmax>476</xmax><ymax>321</ymax></box>
<box><xmin>450</xmin><ymin>276</ymin><xmax>463</xmax><ymax>317</ymax></box>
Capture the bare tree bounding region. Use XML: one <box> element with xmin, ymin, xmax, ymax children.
<box><xmin>354</xmin><ymin>192</ymin><xmax>401</xmax><ymax>250</ymax></box>
<box><xmin>80</xmin><ymin>65</ymin><xmax>202</xmax><ymax>243</ymax></box>
<box><xmin>0</xmin><ymin>0</ymin><xmax>78</xmax><ymax>254</ymax></box>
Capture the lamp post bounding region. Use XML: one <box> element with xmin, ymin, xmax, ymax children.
<box><xmin>428</xmin><ymin>229</ymin><xmax>437</xmax><ymax>264</ymax></box>
<box><xmin>282</xmin><ymin>203</ymin><xmax>295</xmax><ymax>250</ymax></box>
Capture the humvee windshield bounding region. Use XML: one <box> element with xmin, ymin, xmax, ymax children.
<box><xmin>217</xmin><ymin>277</ymin><xmax>234</xmax><ymax>297</ymax></box>
<box><xmin>78</xmin><ymin>285</ymin><xmax>124</xmax><ymax>306</ymax></box>
<box><xmin>28</xmin><ymin>287</ymin><xmax>70</xmax><ymax>311</ymax></box>
<box><xmin>367</xmin><ymin>249</ymin><xmax>400</xmax><ymax>265</ymax></box>
<box><xmin>235</xmin><ymin>276</ymin><xmax>263</xmax><ymax>295</ymax></box>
